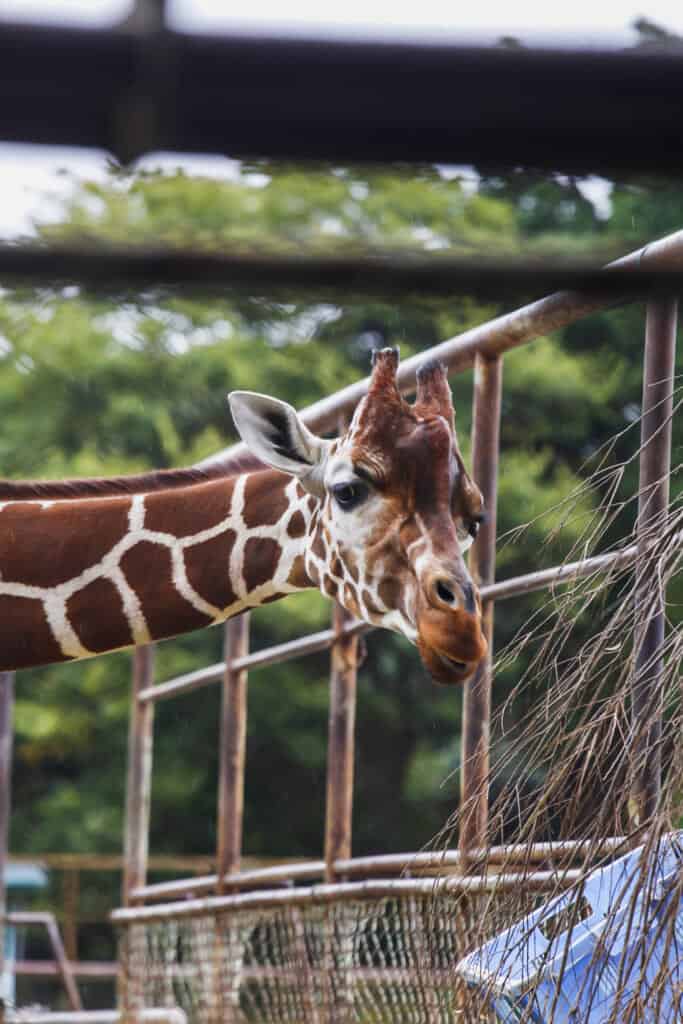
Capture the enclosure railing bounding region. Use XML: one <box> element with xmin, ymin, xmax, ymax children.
<box><xmin>1</xmin><ymin>6</ymin><xmax>682</xmax><ymax>1019</ymax></box>
<box><xmin>111</xmin><ymin>229</ymin><xmax>680</xmax><ymax>916</ymax></box>
<box><xmin>0</xmin><ymin>227</ymin><xmax>677</xmax><ymax>1020</ymax></box>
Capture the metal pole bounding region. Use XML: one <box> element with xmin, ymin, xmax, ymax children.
<box><xmin>0</xmin><ymin>673</ymin><xmax>14</xmax><ymax>1020</ymax></box>
<box><xmin>629</xmin><ymin>298</ymin><xmax>678</xmax><ymax>830</ymax></box>
<box><xmin>216</xmin><ymin>614</ymin><xmax>250</xmax><ymax>890</ymax></box>
<box><xmin>43</xmin><ymin>913</ymin><xmax>82</xmax><ymax>1011</ymax></box>
<box><xmin>62</xmin><ymin>868</ymin><xmax>80</xmax><ymax>963</ymax></box>
<box><xmin>460</xmin><ymin>354</ymin><xmax>503</xmax><ymax>858</ymax></box>
<box><xmin>197</xmin><ymin>229</ymin><xmax>683</xmax><ymax>466</ymax></box>
<box><xmin>123</xmin><ymin>646</ymin><xmax>155</xmax><ymax>904</ymax></box>
<box><xmin>324</xmin><ymin>603</ymin><xmax>359</xmax><ymax>883</ymax></box>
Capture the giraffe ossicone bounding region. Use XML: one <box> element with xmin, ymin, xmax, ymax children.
<box><xmin>0</xmin><ymin>348</ymin><xmax>486</xmax><ymax>683</ymax></box>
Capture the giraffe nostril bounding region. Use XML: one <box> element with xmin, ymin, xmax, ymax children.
<box><xmin>435</xmin><ymin>579</ymin><xmax>456</xmax><ymax>606</ymax></box>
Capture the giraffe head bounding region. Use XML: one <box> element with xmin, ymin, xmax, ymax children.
<box><xmin>229</xmin><ymin>348</ymin><xmax>487</xmax><ymax>684</ymax></box>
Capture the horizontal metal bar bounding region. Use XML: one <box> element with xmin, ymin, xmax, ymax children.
<box><xmin>13</xmin><ymin>960</ymin><xmax>118</xmax><ymax>979</ymax></box>
<box><xmin>5</xmin><ymin>23</ymin><xmax>683</xmax><ymax>171</ymax></box>
<box><xmin>335</xmin><ymin>836</ymin><xmax>628</xmax><ymax>876</ymax></box>
<box><xmin>130</xmin><ymin>859</ymin><xmax>327</xmax><ymax>902</ymax></box>
<box><xmin>480</xmin><ymin>544</ymin><xmax>639</xmax><ymax>603</ymax></box>
<box><xmin>481</xmin><ymin>528</ymin><xmax>683</xmax><ymax>603</ymax></box>
<box><xmin>197</xmin><ymin>230</ymin><xmax>683</xmax><ymax>452</ymax></box>
<box><xmin>114</xmin><ymin>870</ymin><xmax>582</xmax><ymax>923</ymax></box>
<box><xmin>137</xmin><ymin>621</ymin><xmax>369</xmax><ymax>703</ymax></box>
<box><xmin>6</xmin><ymin>912</ymin><xmax>54</xmax><ymax>925</ymax></box>
<box><xmin>2</xmin><ymin>245</ymin><xmax>683</xmax><ymax>299</ymax></box>
<box><xmin>139</xmin><ymin>528</ymin><xmax>682</xmax><ymax>707</ymax></box>
<box><xmin>6</xmin><ymin>1010</ymin><xmax>185</xmax><ymax>1024</ymax></box>
<box><xmin>137</xmin><ymin>661</ymin><xmax>223</xmax><ymax>703</ymax></box>
<box><xmin>7</xmin><ymin>852</ymin><xmax>216</xmax><ymax>870</ymax></box>
<box><xmin>129</xmin><ymin>837</ymin><xmax>626</xmax><ymax>902</ymax></box>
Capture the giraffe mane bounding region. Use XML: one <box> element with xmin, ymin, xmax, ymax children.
<box><xmin>0</xmin><ymin>451</ymin><xmax>265</xmax><ymax>500</ymax></box>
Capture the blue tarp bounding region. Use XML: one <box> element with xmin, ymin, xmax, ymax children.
<box><xmin>457</xmin><ymin>833</ymin><xmax>683</xmax><ymax>1023</ymax></box>
<box><xmin>4</xmin><ymin>863</ymin><xmax>47</xmax><ymax>889</ymax></box>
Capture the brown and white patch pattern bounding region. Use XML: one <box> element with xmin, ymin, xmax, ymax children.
<box><xmin>0</xmin><ymin>473</ymin><xmax>314</xmax><ymax>670</ymax></box>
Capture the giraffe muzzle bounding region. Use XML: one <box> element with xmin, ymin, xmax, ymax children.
<box><xmin>415</xmin><ymin>603</ymin><xmax>488</xmax><ymax>685</ymax></box>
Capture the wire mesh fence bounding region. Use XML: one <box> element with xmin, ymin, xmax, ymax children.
<box><xmin>119</xmin><ymin>883</ymin><xmax>551</xmax><ymax>1024</ymax></box>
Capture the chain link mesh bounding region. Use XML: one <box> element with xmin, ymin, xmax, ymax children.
<box><xmin>118</xmin><ymin>885</ymin><xmax>543</xmax><ymax>1023</ymax></box>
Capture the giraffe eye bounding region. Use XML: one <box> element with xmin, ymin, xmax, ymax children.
<box><xmin>332</xmin><ymin>482</ymin><xmax>368</xmax><ymax>510</ymax></box>
<box><xmin>456</xmin><ymin>518</ymin><xmax>482</xmax><ymax>552</ymax></box>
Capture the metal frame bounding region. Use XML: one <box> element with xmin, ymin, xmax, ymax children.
<box><xmin>0</xmin><ymin>236</ymin><xmax>677</xmax><ymax>1014</ymax></box>
<box><xmin>0</xmin><ymin>8</ymin><xmax>680</xmax><ymax>1009</ymax></box>
<box><xmin>1</xmin><ymin>246</ymin><xmax>683</xmax><ymax>299</ymax></box>
<box><xmin>6</xmin><ymin>913</ymin><xmax>82</xmax><ymax>1012</ymax></box>
<box><xmin>116</xmin><ymin>232</ymin><xmax>679</xmax><ymax>914</ymax></box>
<box><xmin>3</xmin><ymin>18</ymin><xmax>683</xmax><ymax>172</ymax></box>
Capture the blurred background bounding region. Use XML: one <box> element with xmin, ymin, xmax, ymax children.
<box><xmin>1</xmin><ymin>0</ymin><xmax>682</xmax><ymax>1011</ymax></box>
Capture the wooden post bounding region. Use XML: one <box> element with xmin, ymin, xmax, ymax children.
<box><xmin>323</xmin><ymin>602</ymin><xmax>359</xmax><ymax>1022</ymax></box>
<box><xmin>460</xmin><ymin>354</ymin><xmax>503</xmax><ymax>859</ymax></box>
<box><xmin>629</xmin><ymin>299</ymin><xmax>677</xmax><ymax>830</ymax></box>
<box><xmin>0</xmin><ymin>673</ymin><xmax>14</xmax><ymax>1020</ymax></box>
<box><xmin>215</xmin><ymin>615</ymin><xmax>250</xmax><ymax>1023</ymax></box>
<box><xmin>324</xmin><ymin>602</ymin><xmax>358</xmax><ymax>881</ymax></box>
<box><xmin>216</xmin><ymin>614</ymin><xmax>250</xmax><ymax>889</ymax></box>
<box><xmin>62</xmin><ymin>868</ymin><xmax>80</xmax><ymax>963</ymax></box>
<box><xmin>123</xmin><ymin>646</ymin><xmax>155</xmax><ymax>904</ymax></box>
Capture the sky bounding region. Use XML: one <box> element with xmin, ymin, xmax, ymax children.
<box><xmin>1</xmin><ymin>0</ymin><xmax>682</xmax><ymax>238</ymax></box>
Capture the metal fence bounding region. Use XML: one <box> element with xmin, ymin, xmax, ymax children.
<box><xmin>105</xmin><ymin>232</ymin><xmax>679</xmax><ymax>1023</ymax></box>
<box><xmin>3</xmin><ymin>8</ymin><xmax>683</xmax><ymax>172</ymax></box>
<box><xmin>109</xmin><ymin>230</ymin><xmax>680</xmax><ymax>920</ymax></box>
<box><xmin>0</xmin><ymin>3</ymin><xmax>681</xmax><ymax>1018</ymax></box>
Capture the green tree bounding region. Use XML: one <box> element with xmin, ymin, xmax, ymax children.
<box><xmin>1</xmin><ymin>160</ymin><xmax>679</xmax><ymax>902</ymax></box>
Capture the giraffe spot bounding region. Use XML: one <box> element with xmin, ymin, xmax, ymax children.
<box><xmin>242</xmin><ymin>473</ymin><xmax>289</xmax><ymax>528</ymax></box>
<box><xmin>286</xmin><ymin>511</ymin><xmax>306</xmax><ymax>538</ymax></box>
<box><xmin>184</xmin><ymin>529</ymin><xmax>237</xmax><ymax>609</ymax></box>
<box><xmin>0</xmin><ymin>499</ymin><xmax>129</xmax><ymax>588</ymax></box>
<box><xmin>0</xmin><ymin>594</ymin><xmax>67</xmax><ymax>670</ymax></box>
<box><xmin>144</xmin><ymin>479</ymin><xmax>232</xmax><ymax>538</ymax></box>
<box><xmin>379</xmin><ymin>577</ymin><xmax>403</xmax><ymax>611</ymax></box>
<box><xmin>67</xmin><ymin>577</ymin><xmax>134</xmax><ymax>653</ymax></box>
<box><xmin>307</xmin><ymin>496</ymin><xmax>317</xmax><ymax>514</ymax></box>
<box><xmin>331</xmin><ymin>556</ymin><xmax>343</xmax><ymax>579</ymax></box>
<box><xmin>312</xmin><ymin>531</ymin><xmax>326</xmax><ymax>561</ymax></box>
<box><xmin>362</xmin><ymin>589</ymin><xmax>384</xmax><ymax>617</ymax></box>
<box><xmin>243</xmin><ymin>537</ymin><xmax>282</xmax><ymax>593</ymax></box>
<box><xmin>287</xmin><ymin>554</ymin><xmax>309</xmax><ymax>588</ymax></box>
<box><xmin>346</xmin><ymin>555</ymin><xmax>359</xmax><ymax>583</ymax></box>
<box><xmin>120</xmin><ymin>541</ymin><xmax>212</xmax><ymax>640</ymax></box>
<box><xmin>322</xmin><ymin>576</ymin><xmax>337</xmax><ymax>598</ymax></box>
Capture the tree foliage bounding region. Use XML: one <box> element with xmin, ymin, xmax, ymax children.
<box><xmin>1</xmin><ymin>161</ymin><xmax>680</xmax><ymax>879</ymax></box>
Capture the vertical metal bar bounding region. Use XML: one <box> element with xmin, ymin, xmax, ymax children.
<box><xmin>123</xmin><ymin>645</ymin><xmax>155</xmax><ymax>904</ymax></box>
<box><xmin>62</xmin><ymin>868</ymin><xmax>80</xmax><ymax>963</ymax></box>
<box><xmin>216</xmin><ymin>616</ymin><xmax>250</xmax><ymax>1024</ymax></box>
<box><xmin>216</xmin><ymin>613</ymin><xmax>250</xmax><ymax>891</ymax></box>
<box><xmin>0</xmin><ymin>673</ymin><xmax>14</xmax><ymax>1018</ymax></box>
<box><xmin>324</xmin><ymin>602</ymin><xmax>359</xmax><ymax>883</ymax></box>
<box><xmin>460</xmin><ymin>354</ymin><xmax>503</xmax><ymax>859</ymax></box>
<box><xmin>630</xmin><ymin>298</ymin><xmax>677</xmax><ymax>830</ymax></box>
<box><xmin>45</xmin><ymin>913</ymin><xmax>82</xmax><ymax>1011</ymax></box>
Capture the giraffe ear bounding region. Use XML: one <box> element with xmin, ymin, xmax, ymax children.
<box><xmin>228</xmin><ymin>391</ymin><xmax>329</xmax><ymax>494</ymax></box>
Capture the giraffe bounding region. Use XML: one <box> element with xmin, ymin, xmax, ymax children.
<box><xmin>0</xmin><ymin>349</ymin><xmax>487</xmax><ymax>683</ymax></box>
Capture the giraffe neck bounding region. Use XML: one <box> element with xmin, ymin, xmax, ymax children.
<box><xmin>0</xmin><ymin>470</ymin><xmax>317</xmax><ymax>671</ymax></box>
